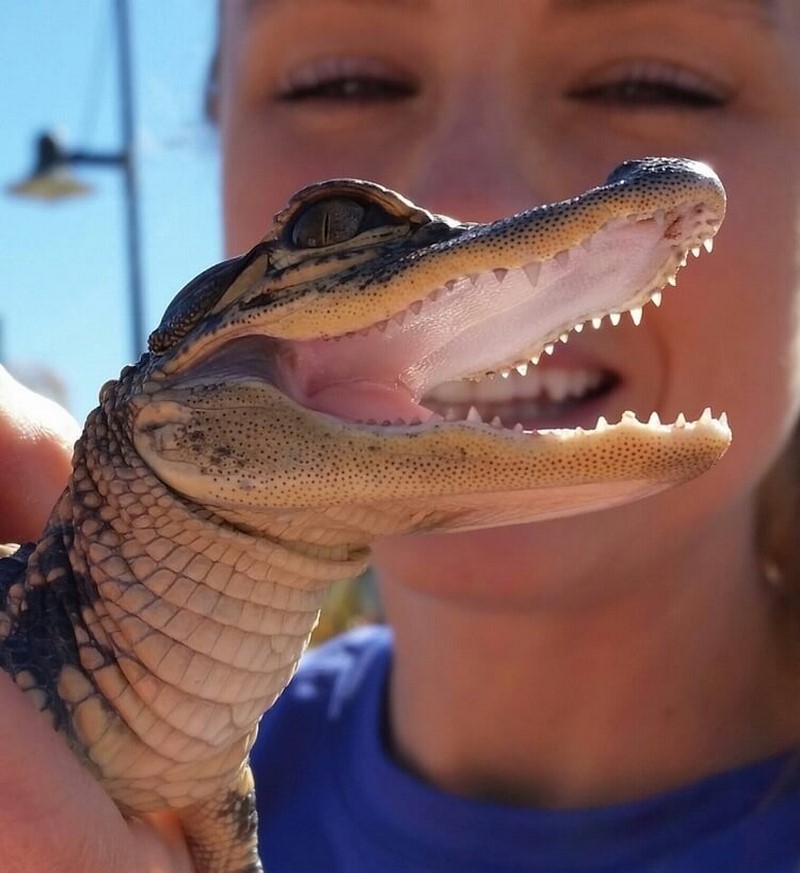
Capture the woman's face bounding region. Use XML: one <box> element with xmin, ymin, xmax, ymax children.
<box><xmin>220</xmin><ymin>0</ymin><xmax>800</xmax><ymax>602</ymax></box>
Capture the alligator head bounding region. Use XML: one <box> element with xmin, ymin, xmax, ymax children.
<box><xmin>129</xmin><ymin>157</ymin><xmax>729</xmax><ymax>540</ymax></box>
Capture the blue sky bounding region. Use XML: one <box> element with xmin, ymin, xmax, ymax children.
<box><xmin>1</xmin><ymin>1</ymin><xmax>218</xmax><ymax>419</ymax></box>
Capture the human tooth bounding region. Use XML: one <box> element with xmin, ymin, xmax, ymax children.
<box><xmin>543</xmin><ymin>369</ymin><xmax>570</xmax><ymax>402</ymax></box>
<box><xmin>566</xmin><ymin>370</ymin><xmax>590</xmax><ymax>398</ymax></box>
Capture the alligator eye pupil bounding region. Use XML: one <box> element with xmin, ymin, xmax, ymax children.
<box><xmin>291</xmin><ymin>197</ymin><xmax>366</xmax><ymax>248</ymax></box>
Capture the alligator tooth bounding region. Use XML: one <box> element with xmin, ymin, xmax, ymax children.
<box><xmin>523</xmin><ymin>261</ymin><xmax>541</xmax><ymax>286</ymax></box>
<box><xmin>675</xmin><ymin>412</ymin><xmax>687</xmax><ymax>427</ymax></box>
<box><xmin>648</xmin><ymin>411</ymin><xmax>661</xmax><ymax>426</ymax></box>
<box><xmin>609</xmin><ymin>312</ymin><xmax>622</xmax><ymax>326</ymax></box>
<box><xmin>691</xmin><ymin>246</ymin><xmax>702</xmax><ymax>258</ymax></box>
<box><xmin>530</xmin><ymin>354</ymin><xmax>541</xmax><ymax>366</ymax></box>
<box><xmin>679</xmin><ymin>254</ymin><xmax>688</xmax><ymax>267</ymax></box>
<box><xmin>409</xmin><ymin>300</ymin><xmax>424</xmax><ymax>315</ymax></box>
<box><xmin>543</xmin><ymin>343</ymin><xmax>555</xmax><ymax>356</ymax></box>
<box><xmin>515</xmin><ymin>362</ymin><xmax>528</xmax><ymax>376</ymax></box>
<box><xmin>466</xmin><ymin>405</ymin><xmax>483</xmax><ymax>423</ymax></box>
<box><xmin>445</xmin><ymin>279</ymin><xmax>456</xmax><ymax>291</ymax></box>
<box><xmin>490</xmin><ymin>416</ymin><xmax>503</xmax><ymax>428</ymax></box>
<box><xmin>595</xmin><ymin>415</ymin><xmax>609</xmax><ymax>430</ymax></box>
<box><xmin>467</xmin><ymin>273</ymin><xmax>480</xmax><ymax>286</ymax></box>
<box><xmin>580</xmin><ymin>236</ymin><xmax>593</xmax><ymax>252</ymax></box>
<box><xmin>622</xmin><ymin>410</ymin><xmax>638</xmax><ymax>421</ymax></box>
<box><xmin>719</xmin><ymin>411</ymin><xmax>729</xmax><ymax>427</ymax></box>
<box><xmin>500</xmin><ymin>368</ymin><xmax>512</xmax><ymax>378</ymax></box>
<box><xmin>592</xmin><ymin>317</ymin><xmax>603</xmax><ymax>329</ymax></box>
<box><xmin>651</xmin><ymin>290</ymin><xmax>663</xmax><ymax>307</ymax></box>
<box><xmin>493</xmin><ymin>268</ymin><xmax>509</xmax><ymax>282</ymax></box>
<box><xmin>381</xmin><ymin>419</ymin><xmax>393</xmax><ymax>426</ymax></box>
<box><xmin>667</xmin><ymin>275</ymin><xmax>678</xmax><ymax>286</ymax></box>
<box><xmin>513</xmin><ymin>422</ymin><xmax>525</xmax><ymax>432</ymax></box>
<box><xmin>700</xmin><ymin>406</ymin><xmax>713</xmax><ymax>422</ymax></box>
<box><xmin>393</xmin><ymin>310</ymin><xmax>407</xmax><ymax>327</ymax></box>
<box><xmin>559</xmin><ymin>332</ymin><xmax>570</xmax><ymax>343</ymax></box>
<box><xmin>573</xmin><ymin>322</ymin><xmax>584</xmax><ymax>333</ymax></box>
<box><xmin>555</xmin><ymin>250</ymin><xmax>570</xmax><ymax>267</ymax></box>
<box><xmin>703</xmin><ymin>238</ymin><xmax>714</xmax><ymax>253</ymax></box>
<box><xmin>629</xmin><ymin>306</ymin><xmax>643</xmax><ymax>326</ymax></box>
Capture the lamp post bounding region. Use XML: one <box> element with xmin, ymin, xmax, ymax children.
<box><xmin>6</xmin><ymin>0</ymin><xmax>145</xmax><ymax>359</ymax></box>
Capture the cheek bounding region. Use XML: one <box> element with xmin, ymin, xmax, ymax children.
<box><xmin>657</xmin><ymin>171</ymin><xmax>800</xmax><ymax>490</ymax></box>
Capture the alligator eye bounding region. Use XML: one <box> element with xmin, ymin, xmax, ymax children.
<box><xmin>290</xmin><ymin>197</ymin><xmax>366</xmax><ymax>248</ymax></box>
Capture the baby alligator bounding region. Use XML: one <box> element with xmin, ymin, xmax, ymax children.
<box><xmin>0</xmin><ymin>158</ymin><xmax>729</xmax><ymax>872</ymax></box>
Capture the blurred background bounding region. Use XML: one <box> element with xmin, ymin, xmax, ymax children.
<box><xmin>2</xmin><ymin>1</ymin><xmax>218</xmax><ymax>417</ymax></box>
<box><xmin>1</xmin><ymin>1</ymin><xmax>380</xmax><ymax>641</ymax></box>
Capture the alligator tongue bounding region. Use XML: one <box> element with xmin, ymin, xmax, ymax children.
<box><xmin>304</xmin><ymin>379</ymin><xmax>431</xmax><ymax>424</ymax></box>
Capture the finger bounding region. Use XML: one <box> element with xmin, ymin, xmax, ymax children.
<box><xmin>0</xmin><ymin>366</ymin><xmax>81</xmax><ymax>543</ymax></box>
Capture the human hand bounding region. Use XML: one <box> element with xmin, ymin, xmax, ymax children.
<box><xmin>0</xmin><ymin>367</ymin><xmax>194</xmax><ymax>873</ymax></box>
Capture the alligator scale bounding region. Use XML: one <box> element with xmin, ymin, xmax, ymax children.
<box><xmin>0</xmin><ymin>159</ymin><xmax>730</xmax><ymax>872</ymax></box>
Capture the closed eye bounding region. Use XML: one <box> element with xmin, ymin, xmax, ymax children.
<box><xmin>568</xmin><ymin>61</ymin><xmax>730</xmax><ymax>111</ymax></box>
<box><xmin>275</xmin><ymin>56</ymin><xmax>418</xmax><ymax>105</ymax></box>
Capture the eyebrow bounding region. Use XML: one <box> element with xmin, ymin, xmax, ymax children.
<box><xmin>553</xmin><ymin>0</ymin><xmax>776</xmax><ymax>26</ymax></box>
<box><xmin>245</xmin><ymin>0</ymin><xmax>428</xmax><ymax>12</ymax></box>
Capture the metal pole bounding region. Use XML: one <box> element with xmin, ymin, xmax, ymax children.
<box><xmin>114</xmin><ymin>0</ymin><xmax>145</xmax><ymax>357</ymax></box>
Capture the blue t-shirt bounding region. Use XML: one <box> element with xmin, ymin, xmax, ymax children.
<box><xmin>251</xmin><ymin>626</ymin><xmax>800</xmax><ymax>872</ymax></box>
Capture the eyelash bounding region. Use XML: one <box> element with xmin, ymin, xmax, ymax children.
<box><xmin>275</xmin><ymin>58</ymin><xmax>417</xmax><ymax>104</ymax></box>
<box><xmin>274</xmin><ymin>59</ymin><xmax>729</xmax><ymax>111</ymax></box>
<box><xmin>568</xmin><ymin>62</ymin><xmax>729</xmax><ymax>110</ymax></box>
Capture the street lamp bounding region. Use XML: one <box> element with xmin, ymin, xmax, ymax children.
<box><xmin>6</xmin><ymin>0</ymin><xmax>145</xmax><ymax>359</ymax></box>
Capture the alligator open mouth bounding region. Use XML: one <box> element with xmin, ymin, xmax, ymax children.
<box><xmin>182</xmin><ymin>200</ymin><xmax>720</xmax><ymax>437</ymax></box>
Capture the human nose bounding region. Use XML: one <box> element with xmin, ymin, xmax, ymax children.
<box><xmin>403</xmin><ymin>86</ymin><xmax>542</xmax><ymax>224</ymax></box>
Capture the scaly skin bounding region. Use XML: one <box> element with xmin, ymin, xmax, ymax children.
<box><xmin>0</xmin><ymin>158</ymin><xmax>729</xmax><ymax>873</ymax></box>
